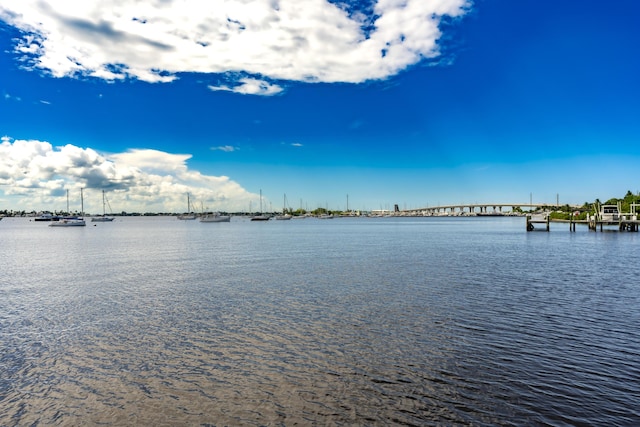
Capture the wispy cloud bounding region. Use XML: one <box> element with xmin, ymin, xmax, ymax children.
<box><xmin>0</xmin><ymin>0</ymin><xmax>470</xmax><ymax>95</ymax></box>
<box><xmin>4</xmin><ymin>92</ymin><xmax>20</xmax><ymax>101</ymax></box>
<box><xmin>280</xmin><ymin>141</ymin><xmax>303</xmax><ymax>148</ymax></box>
<box><xmin>211</xmin><ymin>145</ymin><xmax>238</xmax><ymax>152</ymax></box>
<box><xmin>208</xmin><ymin>78</ymin><xmax>283</xmax><ymax>96</ymax></box>
<box><xmin>0</xmin><ymin>136</ymin><xmax>260</xmax><ymax>213</ymax></box>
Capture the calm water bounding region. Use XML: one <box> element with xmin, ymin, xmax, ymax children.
<box><xmin>1</xmin><ymin>216</ymin><xmax>639</xmax><ymax>426</ymax></box>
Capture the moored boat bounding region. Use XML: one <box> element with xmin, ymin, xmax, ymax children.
<box><xmin>49</xmin><ymin>217</ymin><xmax>86</xmax><ymax>227</ymax></box>
<box><xmin>50</xmin><ymin>189</ymin><xmax>86</xmax><ymax>227</ymax></box>
<box><xmin>275</xmin><ymin>194</ymin><xmax>292</xmax><ymax>220</ymax></box>
<box><xmin>251</xmin><ymin>190</ymin><xmax>270</xmax><ymax>221</ymax></box>
<box><xmin>91</xmin><ymin>216</ymin><xmax>114</xmax><ymax>222</ymax></box>
<box><xmin>177</xmin><ymin>193</ymin><xmax>197</xmax><ymax>220</ymax></box>
<box><xmin>200</xmin><ymin>213</ymin><xmax>231</xmax><ymax>223</ymax></box>
<box><xmin>92</xmin><ymin>190</ymin><xmax>115</xmax><ymax>222</ymax></box>
<box><xmin>34</xmin><ymin>212</ymin><xmax>59</xmax><ymax>221</ymax></box>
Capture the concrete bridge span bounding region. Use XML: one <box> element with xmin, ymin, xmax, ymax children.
<box><xmin>401</xmin><ymin>203</ymin><xmax>552</xmax><ymax>215</ymax></box>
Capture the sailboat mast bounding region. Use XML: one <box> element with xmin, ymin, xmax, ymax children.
<box><xmin>259</xmin><ymin>189</ymin><xmax>263</xmax><ymax>213</ymax></box>
<box><xmin>80</xmin><ymin>188</ymin><xmax>84</xmax><ymax>217</ymax></box>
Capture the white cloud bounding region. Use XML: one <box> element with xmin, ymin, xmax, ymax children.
<box><xmin>3</xmin><ymin>92</ymin><xmax>21</xmax><ymax>101</ymax></box>
<box><xmin>0</xmin><ymin>137</ymin><xmax>259</xmax><ymax>213</ymax></box>
<box><xmin>211</xmin><ymin>145</ymin><xmax>238</xmax><ymax>152</ymax></box>
<box><xmin>0</xmin><ymin>0</ymin><xmax>470</xmax><ymax>95</ymax></box>
<box><xmin>208</xmin><ymin>78</ymin><xmax>284</xmax><ymax>96</ymax></box>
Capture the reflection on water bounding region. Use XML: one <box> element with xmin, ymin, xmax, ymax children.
<box><xmin>1</xmin><ymin>216</ymin><xmax>639</xmax><ymax>425</ymax></box>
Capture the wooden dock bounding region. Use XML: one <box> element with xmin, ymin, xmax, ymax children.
<box><xmin>526</xmin><ymin>214</ymin><xmax>549</xmax><ymax>231</ymax></box>
<box><xmin>584</xmin><ymin>202</ymin><xmax>639</xmax><ymax>232</ymax></box>
<box><xmin>527</xmin><ymin>202</ymin><xmax>640</xmax><ymax>232</ymax></box>
<box><xmin>585</xmin><ymin>215</ymin><xmax>639</xmax><ymax>232</ymax></box>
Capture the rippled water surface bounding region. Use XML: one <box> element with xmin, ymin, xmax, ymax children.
<box><xmin>1</xmin><ymin>216</ymin><xmax>639</xmax><ymax>426</ymax></box>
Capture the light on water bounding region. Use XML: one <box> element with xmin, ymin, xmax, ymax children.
<box><xmin>1</xmin><ymin>216</ymin><xmax>639</xmax><ymax>425</ymax></box>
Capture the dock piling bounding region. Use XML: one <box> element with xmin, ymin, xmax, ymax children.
<box><xmin>526</xmin><ymin>213</ymin><xmax>549</xmax><ymax>232</ymax></box>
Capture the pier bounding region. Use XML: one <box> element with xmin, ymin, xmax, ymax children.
<box><xmin>526</xmin><ymin>213</ymin><xmax>550</xmax><ymax>231</ymax></box>
<box><xmin>527</xmin><ymin>202</ymin><xmax>640</xmax><ymax>232</ymax></box>
<box><xmin>584</xmin><ymin>202</ymin><xmax>639</xmax><ymax>232</ymax></box>
<box><xmin>398</xmin><ymin>200</ymin><xmax>640</xmax><ymax>233</ymax></box>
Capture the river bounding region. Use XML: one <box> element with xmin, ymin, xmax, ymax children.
<box><xmin>1</xmin><ymin>216</ymin><xmax>638</xmax><ymax>425</ymax></box>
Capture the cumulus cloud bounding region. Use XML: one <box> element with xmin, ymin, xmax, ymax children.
<box><xmin>0</xmin><ymin>0</ymin><xmax>470</xmax><ymax>95</ymax></box>
<box><xmin>0</xmin><ymin>137</ymin><xmax>258</xmax><ymax>213</ymax></box>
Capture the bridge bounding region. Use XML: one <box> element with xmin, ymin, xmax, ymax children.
<box><xmin>401</xmin><ymin>203</ymin><xmax>556</xmax><ymax>215</ymax></box>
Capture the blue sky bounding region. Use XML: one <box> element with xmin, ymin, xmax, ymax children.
<box><xmin>1</xmin><ymin>0</ymin><xmax>639</xmax><ymax>214</ymax></box>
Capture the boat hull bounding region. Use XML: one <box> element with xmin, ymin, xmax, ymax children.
<box><xmin>49</xmin><ymin>219</ymin><xmax>86</xmax><ymax>227</ymax></box>
<box><xmin>91</xmin><ymin>217</ymin><xmax>114</xmax><ymax>222</ymax></box>
<box><xmin>200</xmin><ymin>215</ymin><xmax>231</xmax><ymax>223</ymax></box>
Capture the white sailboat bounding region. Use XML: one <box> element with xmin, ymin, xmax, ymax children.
<box><xmin>200</xmin><ymin>212</ymin><xmax>231</xmax><ymax>222</ymax></box>
<box><xmin>177</xmin><ymin>193</ymin><xmax>197</xmax><ymax>220</ymax></box>
<box><xmin>251</xmin><ymin>190</ymin><xmax>270</xmax><ymax>221</ymax></box>
<box><xmin>50</xmin><ymin>189</ymin><xmax>86</xmax><ymax>227</ymax></box>
<box><xmin>92</xmin><ymin>190</ymin><xmax>115</xmax><ymax>222</ymax></box>
<box><xmin>275</xmin><ymin>194</ymin><xmax>292</xmax><ymax>220</ymax></box>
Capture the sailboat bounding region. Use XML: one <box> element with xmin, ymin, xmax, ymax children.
<box><xmin>199</xmin><ymin>198</ymin><xmax>231</xmax><ymax>222</ymax></box>
<box><xmin>50</xmin><ymin>189</ymin><xmax>86</xmax><ymax>227</ymax></box>
<box><xmin>275</xmin><ymin>194</ymin><xmax>292</xmax><ymax>220</ymax></box>
<box><xmin>200</xmin><ymin>212</ymin><xmax>231</xmax><ymax>222</ymax></box>
<box><xmin>177</xmin><ymin>193</ymin><xmax>197</xmax><ymax>220</ymax></box>
<box><xmin>251</xmin><ymin>190</ymin><xmax>270</xmax><ymax>221</ymax></box>
<box><xmin>92</xmin><ymin>190</ymin><xmax>115</xmax><ymax>222</ymax></box>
